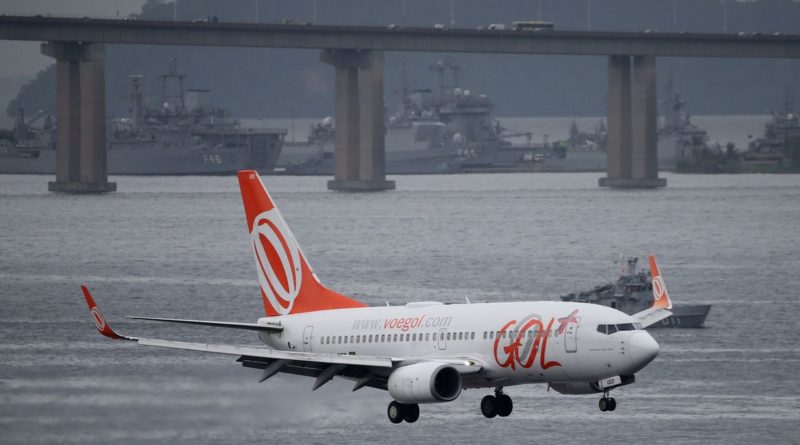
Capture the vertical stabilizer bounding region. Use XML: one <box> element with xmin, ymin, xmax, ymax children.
<box><xmin>237</xmin><ymin>170</ymin><xmax>366</xmax><ymax>316</ymax></box>
<box><xmin>648</xmin><ymin>255</ymin><xmax>673</xmax><ymax>310</ymax></box>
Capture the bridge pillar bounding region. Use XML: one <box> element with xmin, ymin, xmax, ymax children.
<box><xmin>604</xmin><ymin>55</ymin><xmax>632</xmax><ymax>183</ymax></box>
<box><xmin>631</xmin><ymin>56</ymin><xmax>661</xmax><ymax>184</ymax></box>
<box><xmin>600</xmin><ymin>55</ymin><xmax>665</xmax><ymax>188</ymax></box>
<box><xmin>41</xmin><ymin>42</ymin><xmax>115</xmax><ymax>193</ymax></box>
<box><xmin>321</xmin><ymin>50</ymin><xmax>394</xmax><ymax>192</ymax></box>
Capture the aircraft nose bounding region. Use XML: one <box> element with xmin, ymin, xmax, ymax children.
<box><xmin>629</xmin><ymin>331</ymin><xmax>660</xmax><ymax>369</ymax></box>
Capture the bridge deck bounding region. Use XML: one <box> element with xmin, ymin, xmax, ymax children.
<box><xmin>1</xmin><ymin>15</ymin><xmax>799</xmax><ymax>58</ymax></box>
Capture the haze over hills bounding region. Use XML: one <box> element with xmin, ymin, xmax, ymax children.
<box><xmin>6</xmin><ymin>0</ymin><xmax>800</xmax><ymax>122</ymax></box>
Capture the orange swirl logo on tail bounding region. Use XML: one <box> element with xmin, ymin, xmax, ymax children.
<box><xmin>652</xmin><ymin>276</ymin><xmax>665</xmax><ymax>301</ymax></box>
<box><xmin>251</xmin><ymin>209</ymin><xmax>302</xmax><ymax>315</ymax></box>
<box><xmin>91</xmin><ymin>307</ymin><xmax>107</xmax><ymax>331</ymax></box>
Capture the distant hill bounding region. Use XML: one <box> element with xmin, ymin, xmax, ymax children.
<box><xmin>0</xmin><ymin>75</ymin><xmax>32</xmax><ymax>127</ymax></box>
<box><xmin>6</xmin><ymin>0</ymin><xmax>800</xmax><ymax>121</ymax></box>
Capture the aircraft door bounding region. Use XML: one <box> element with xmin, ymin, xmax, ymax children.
<box><xmin>302</xmin><ymin>325</ymin><xmax>313</xmax><ymax>352</ymax></box>
<box><xmin>438</xmin><ymin>328</ymin><xmax>447</xmax><ymax>350</ymax></box>
<box><xmin>565</xmin><ymin>323</ymin><xmax>577</xmax><ymax>353</ymax></box>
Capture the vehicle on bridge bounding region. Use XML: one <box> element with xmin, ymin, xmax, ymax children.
<box><xmin>512</xmin><ymin>20</ymin><xmax>555</xmax><ymax>31</ymax></box>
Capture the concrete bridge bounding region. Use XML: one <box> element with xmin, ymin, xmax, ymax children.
<box><xmin>2</xmin><ymin>15</ymin><xmax>800</xmax><ymax>192</ymax></box>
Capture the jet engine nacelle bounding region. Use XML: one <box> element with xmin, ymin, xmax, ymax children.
<box><xmin>387</xmin><ymin>362</ymin><xmax>462</xmax><ymax>404</ymax></box>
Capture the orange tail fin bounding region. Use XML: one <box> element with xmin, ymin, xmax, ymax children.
<box><xmin>648</xmin><ymin>255</ymin><xmax>673</xmax><ymax>310</ymax></box>
<box><xmin>237</xmin><ymin>171</ymin><xmax>366</xmax><ymax>316</ymax></box>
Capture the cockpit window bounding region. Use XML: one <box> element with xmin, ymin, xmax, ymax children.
<box><xmin>597</xmin><ymin>323</ymin><xmax>641</xmax><ymax>335</ymax></box>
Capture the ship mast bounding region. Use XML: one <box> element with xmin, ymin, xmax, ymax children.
<box><xmin>159</xmin><ymin>58</ymin><xmax>187</xmax><ymax>115</ymax></box>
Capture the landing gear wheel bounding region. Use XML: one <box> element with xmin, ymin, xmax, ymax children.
<box><xmin>607</xmin><ymin>397</ymin><xmax>616</xmax><ymax>412</ymax></box>
<box><xmin>598</xmin><ymin>397</ymin><xmax>608</xmax><ymax>412</ymax></box>
<box><xmin>403</xmin><ymin>403</ymin><xmax>420</xmax><ymax>423</ymax></box>
<box><xmin>497</xmin><ymin>394</ymin><xmax>513</xmax><ymax>417</ymax></box>
<box><xmin>388</xmin><ymin>401</ymin><xmax>405</xmax><ymax>424</ymax></box>
<box><xmin>481</xmin><ymin>395</ymin><xmax>498</xmax><ymax>418</ymax></box>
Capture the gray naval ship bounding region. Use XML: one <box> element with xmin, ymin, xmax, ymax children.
<box><xmin>0</xmin><ymin>60</ymin><xmax>286</xmax><ymax>175</ymax></box>
<box><xmin>280</xmin><ymin>58</ymin><xmax>519</xmax><ymax>175</ymax></box>
<box><xmin>560</xmin><ymin>256</ymin><xmax>711</xmax><ymax>328</ymax></box>
<box><xmin>744</xmin><ymin>91</ymin><xmax>800</xmax><ymax>167</ymax></box>
<box><xmin>541</xmin><ymin>75</ymin><xmax>708</xmax><ymax>172</ymax></box>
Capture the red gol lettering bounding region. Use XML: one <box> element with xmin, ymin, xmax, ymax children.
<box><xmin>493</xmin><ymin>315</ymin><xmax>569</xmax><ymax>370</ymax></box>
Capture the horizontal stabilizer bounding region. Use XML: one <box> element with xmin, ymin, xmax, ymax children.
<box><xmin>127</xmin><ymin>316</ymin><xmax>283</xmax><ymax>333</ymax></box>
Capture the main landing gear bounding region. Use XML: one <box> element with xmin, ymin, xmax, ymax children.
<box><xmin>480</xmin><ymin>387</ymin><xmax>513</xmax><ymax>418</ymax></box>
<box><xmin>598</xmin><ymin>390</ymin><xmax>617</xmax><ymax>412</ymax></box>
<box><xmin>387</xmin><ymin>400</ymin><xmax>420</xmax><ymax>424</ymax></box>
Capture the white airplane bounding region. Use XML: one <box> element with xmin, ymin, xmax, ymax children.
<box><xmin>82</xmin><ymin>170</ymin><xmax>674</xmax><ymax>423</ymax></box>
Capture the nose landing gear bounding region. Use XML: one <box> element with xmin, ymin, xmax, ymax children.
<box><xmin>598</xmin><ymin>390</ymin><xmax>617</xmax><ymax>412</ymax></box>
<box><xmin>480</xmin><ymin>387</ymin><xmax>513</xmax><ymax>418</ymax></box>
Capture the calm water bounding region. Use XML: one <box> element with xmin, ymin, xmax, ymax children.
<box><xmin>1</xmin><ymin>172</ymin><xmax>799</xmax><ymax>444</ymax></box>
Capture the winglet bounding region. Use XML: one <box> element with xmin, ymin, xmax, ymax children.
<box><xmin>648</xmin><ymin>256</ymin><xmax>673</xmax><ymax>310</ymax></box>
<box><xmin>81</xmin><ymin>285</ymin><xmax>133</xmax><ymax>340</ymax></box>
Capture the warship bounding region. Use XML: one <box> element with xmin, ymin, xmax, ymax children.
<box><xmin>280</xmin><ymin>58</ymin><xmax>522</xmax><ymax>175</ymax></box>
<box><xmin>560</xmin><ymin>256</ymin><xmax>711</xmax><ymax>328</ymax></box>
<box><xmin>540</xmin><ymin>76</ymin><xmax>711</xmax><ymax>172</ymax></box>
<box><xmin>743</xmin><ymin>91</ymin><xmax>800</xmax><ymax>169</ymax></box>
<box><xmin>0</xmin><ymin>60</ymin><xmax>286</xmax><ymax>175</ymax></box>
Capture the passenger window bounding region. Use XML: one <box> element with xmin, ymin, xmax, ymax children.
<box><xmin>320</xmin><ymin>337</ymin><xmax>324</xmax><ymax>345</ymax></box>
<box><xmin>356</xmin><ymin>336</ymin><xmax>360</xmax><ymax>344</ymax></box>
<box><xmin>446</xmin><ymin>332</ymin><xmax>451</xmax><ymax>340</ymax></box>
<box><xmin>425</xmin><ymin>333</ymin><xmax>430</xmax><ymax>341</ymax></box>
<box><xmin>337</xmin><ymin>336</ymin><xmax>342</xmax><ymax>343</ymax></box>
<box><xmin>433</xmin><ymin>332</ymin><xmax>437</xmax><ymax>341</ymax></box>
<box><xmin>393</xmin><ymin>334</ymin><xmax>398</xmax><ymax>342</ymax></box>
<box><xmin>471</xmin><ymin>332</ymin><xmax>475</xmax><ymax>340</ymax></box>
<box><xmin>344</xmin><ymin>336</ymin><xmax>348</xmax><ymax>344</ymax></box>
<box><xmin>459</xmin><ymin>332</ymin><xmax>464</xmax><ymax>340</ymax></box>
<box><xmin>412</xmin><ymin>333</ymin><xmax>417</xmax><ymax>341</ymax></box>
<box><xmin>349</xmin><ymin>335</ymin><xmax>354</xmax><ymax>343</ymax></box>
<box><xmin>489</xmin><ymin>331</ymin><xmax>494</xmax><ymax>339</ymax></box>
<box><xmin>368</xmin><ymin>335</ymin><xmax>373</xmax><ymax>343</ymax></box>
<box><xmin>483</xmin><ymin>331</ymin><xmax>487</xmax><ymax>339</ymax></box>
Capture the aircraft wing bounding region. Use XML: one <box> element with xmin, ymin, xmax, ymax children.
<box><xmin>81</xmin><ymin>286</ymin><xmax>482</xmax><ymax>391</ymax></box>
<box><xmin>632</xmin><ymin>307</ymin><xmax>673</xmax><ymax>328</ymax></box>
<box><xmin>127</xmin><ymin>316</ymin><xmax>283</xmax><ymax>333</ymax></box>
<box><xmin>137</xmin><ymin>337</ymin><xmax>392</xmax><ymax>368</ymax></box>
<box><xmin>632</xmin><ymin>255</ymin><xmax>674</xmax><ymax>328</ymax></box>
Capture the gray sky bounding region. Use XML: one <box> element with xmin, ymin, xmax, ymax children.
<box><xmin>0</xmin><ymin>0</ymin><xmax>148</xmax><ymax>77</ymax></box>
